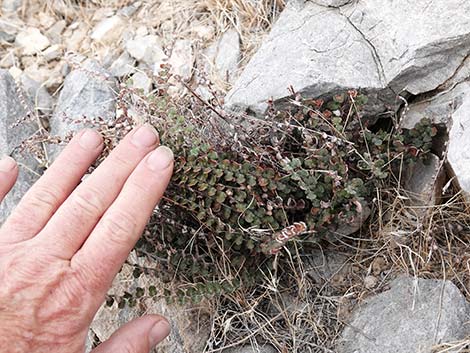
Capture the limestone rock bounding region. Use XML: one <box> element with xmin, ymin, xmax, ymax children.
<box><xmin>400</xmin><ymin>84</ymin><xmax>470</xmax><ymax>129</ymax></box>
<box><xmin>305</xmin><ymin>249</ymin><xmax>350</xmax><ymax>290</ymax></box>
<box><xmin>205</xmin><ymin>29</ymin><xmax>240</xmax><ymax>86</ymax></box>
<box><xmin>49</xmin><ymin>59</ymin><xmax>117</xmax><ymax>158</ymax></box>
<box><xmin>15</xmin><ymin>27</ymin><xmax>50</xmax><ymax>55</ymax></box>
<box><xmin>447</xmin><ymin>89</ymin><xmax>470</xmax><ymax>200</ymax></box>
<box><xmin>168</xmin><ymin>39</ymin><xmax>194</xmax><ymax>82</ymax></box>
<box><xmin>226</xmin><ymin>0</ymin><xmax>470</xmax><ymax>116</ymax></box>
<box><xmin>46</xmin><ymin>20</ymin><xmax>67</xmax><ymax>45</ymax></box>
<box><xmin>401</xmin><ymin>82</ymin><xmax>470</xmax><ymax>201</ymax></box>
<box><xmin>19</xmin><ymin>74</ymin><xmax>54</xmax><ymax>114</ymax></box>
<box><xmin>109</xmin><ymin>51</ymin><xmax>136</xmax><ymax>77</ymax></box>
<box><xmin>337</xmin><ymin>276</ymin><xmax>470</xmax><ymax>353</ymax></box>
<box><xmin>2</xmin><ymin>0</ymin><xmax>22</xmax><ymax>12</ymax></box>
<box><xmin>403</xmin><ymin>153</ymin><xmax>445</xmax><ymax>208</ymax></box>
<box><xmin>0</xmin><ymin>71</ymin><xmax>40</xmax><ymax>223</ymax></box>
<box><xmin>126</xmin><ymin>35</ymin><xmax>167</xmax><ymax>67</ymax></box>
<box><xmin>130</xmin><ymin>71</ymin><xmax>152</xmax><ymax>94</ymax></box>
<box><xmin>313</xmin><ymin>0</ymin><xmax>352</xmax><ymax>7</ymax></box>
<box><xmin>91</xmin><ymin>15</ymin><xmax>126</xmax><ymax>44</ymax></box>
<box><xmin>42</xmin><ymin>44</ymin><xmax>62</xmax><ymax>62</ymax></box>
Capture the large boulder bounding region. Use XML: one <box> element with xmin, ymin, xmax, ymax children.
<box><xmin>226</xmin><ymin>0</ymin><xmax>470</xmax><ymax>116</ymax></box>
<box><xmin>337</xmin><ymin>276</ymin><xmax>470</xmax><ymax>353</ymax></box>
<box><xmin>0</xmin><ymin>71</ymin><xmax>40</xmax><ymax>223</ymax></box>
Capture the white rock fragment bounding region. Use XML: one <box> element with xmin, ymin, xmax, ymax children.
<box><xmin>8</xmin><ymin>66</ymin><xmax>22</xmax><ymax>80</ymax></box>
<box><xmin>191</xmin><ymin>24</ymin><xmax>215</xmax><ymax>40</ymax></box>
<box><xmin>205</xmin><ymin>29</ymin><xmax>241</xmax><ymax>85</ymax></box>
<box><xmin>65</xmin><ymin>23</ymin><xmax>88</xmax><ymax>52</ymax></box>
<box><xmin>168</xmin><ymin>39</ymin><xmax>194</xmax><ymax>81</ymax></box>
<box><xmin>130</xmin><ymin>71</ymin><xmax>152</xmax><ymax>94</ymax></box>
<box><xmin>109</xmin><ymin>51</ymin><xmax>136</xmax><ymax>77</ymax></box>
<box><xmin>15</xmin><ymin>27</ymin><xmax>50</xmax><ymax>55</ymax></box>
<box><xmin>126</xmin><ymin>35</ymin><xmax>167</xmax><ymax>67</ymax></box>
<box><xmin>91</xmin><ymin>15</ymin><xmax>126</xmax><ymax>44</ymax></box>
<box><xmin>45</xmin><ymin>20</ymin><xmax>66</xmax><ymax>44</ymax></box>
<box><xmin>0</xmin><ymin>51</ymin><xmax>16</xmax><ymax>68</ymax></box>
<box><xmin>42</xmin><ymin>44</ymin><xmax>62</xmax><ymax>62</ymax></box>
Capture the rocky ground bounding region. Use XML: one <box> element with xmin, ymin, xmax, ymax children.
<box><xmin>2</xmin><ymin>0</ymin><xmax>470</xmax><ymax>352</ymax></box>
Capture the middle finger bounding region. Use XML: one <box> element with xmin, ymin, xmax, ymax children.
<box><xmin>33</xmin><ymin>124</ymin><xmax>159</xmax><ymax>258</ymax></box>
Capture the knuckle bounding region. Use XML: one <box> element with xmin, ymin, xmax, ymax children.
<box><xmin>100</xmin><ymin>210</ymin><xmax>137</xmax><ymax>246</ymax></box>
<box><xmin>70</xmin><ymin>187</ymin><xmax>105</xmax><ymax>219</ymax></box>
<box><xmin>25</xmin><ymin>184</ymin><xmax>61</xmax><ymax>211</ymax></box>
<box><xmin>112</xmin><ymin>152</ymin><xmax>133</xmax><ymax>170</ymax></box>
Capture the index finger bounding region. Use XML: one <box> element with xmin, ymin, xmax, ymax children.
<box><xmin>71</xmin><ymin>145</ymin><xmax>174</xmax><ymax>291</ymax></box>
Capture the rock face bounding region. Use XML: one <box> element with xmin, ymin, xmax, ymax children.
<box><xmin>401</xmin><ymin>82</ymin><xmax>470</xmax><ymax>201</ymax></box>
<box><xmin>447</xmin><ymin>88</ymin><xmax>470</xmax><ymax>199</ymax></box>
<box><xmin>0</xmin><ymin>71</ymin><xmax>40</xmax><ymax>223</ymax></box>
<box><xmin>337</xmin><ymin>276</ymin><xmax>470</xmax><ymax>353</ymax></box>
<box><xmin>403</xmin><ymin>153</ymin><xmax>445</xmax><ymax>209</ymax></box>
<box><xmin>226</xmin><ymin>0</ymin><xmax>470</xmax><ymax>115</ymax></box>
<box><xmin>49</xmin><ymin>59</ymin><xmax>117</xmax><ymax>157</ymax></box>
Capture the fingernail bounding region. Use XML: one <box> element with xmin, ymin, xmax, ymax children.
<box><xmin>131</xmin><ymin>124</ymin><xmax>159</xmax><ymax>147</ymax></box>
<box><xmin>79</xmin><ymin>129</ymin><xmax>103</xmax><ymax>149</ymax></box>
<box><xmin>149</xmin><ymin>319</ymin><xmax>171</xmax><ymax>347</ymax></box>
<box><xmin>147</xmin><ymin>146</ymin><xmax>174</xmax><ymax>171</ymax></box>
<box><xmin>0</xmin><ymin>156</ymin><xmax>16</xmax><ymax>172</ymax></box>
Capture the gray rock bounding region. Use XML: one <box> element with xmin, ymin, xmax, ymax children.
<box><xmin>401</xmin><ymin>82</ymin><xmax>470</xmax><ymax>201</ymax></box>
<box><xmin>403</xmin><ymin>153</ymin><xmax>445</xmax><ymax>208</ymax></box>
<box><xmin>313</xmin><ymin>0</ymin><xmax>352</xmax><ymax>7</ymax></box>
<box><xmin>447</xmin><ymin>88</ymin><xmax>470</xmax><ymax>200</ymax></box>
<box><xmin>205</xmin><ymin>29</ymin><xmax>241</xmax><ymax>85</ymax></box>
<box><xmin>49</xmin><ymin>59</ymin><xmax>117</xmax><ymax>158</ymax></box>
<box><xmin>226</xmin><ymin>0</ymin><xmax>470</xmax><ymax>116</ymax></box>
<box><xmin>400</xmin><ymin>84</ymin><xmax>470</xmax><ymax>129</ymax></box>
<box><xmin>130</xmin><ymin>71</ymin><xmax>152</xmax><ymax>94</ymax></box>
<box><xmin>20</xmin><ymin>74</ymin><xmax>54</xmax><ymax>114</ymax></box>
<box><xmin>337</xmin><ymin>276</ymin><xmax>470</xmax><ymax>353</ymax></box>
<box><xmin>108</xmin><ymin>51</ymin><xmax>136</xmax><ymax>77</ymax></box>
<box><xmin>223</xmin><ymin>345</ymin><xmax>277</xmax><ymax>353</ymax></box>
<box><xmin>45</xmin><ymin>20</ymin><xmax>67</xmax><ymax>45</ymax></box>
<box><xmin>126</xmin><ymin>34</ymin><xmax>167</xmax><ymax>67</ymax></box>
<box><xmin>304</xmin><ymin>249</ymin><xmax>350</xmax><ymax>289</ymax></box>
<box><xmin>118</xmin><ymin>1</ymin><xmax>142</xmax><ymax>17</ymax></box>
<box><xmin>2</xmin><ymin>0</ymin><xmax>22</xmax><ymax>12</ymax></box>
<box><xmin>0</xmin><ymin>71</ymin><xmax>40</xmax><ymax>223</ymax></box>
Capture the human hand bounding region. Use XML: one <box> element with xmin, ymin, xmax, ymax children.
<box><xmin>0</xmin><ymin>125</ymin><xmax>173</xmax><ymax>353</ymax></box>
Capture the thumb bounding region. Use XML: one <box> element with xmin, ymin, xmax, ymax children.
<box><xmin>91</xmin><ymin>315</ymin><xmax>171</xmax><ymax>353</ymax></box>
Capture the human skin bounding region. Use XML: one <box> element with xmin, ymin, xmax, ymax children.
<box><xmin>0</xmin><ymin>125</ymin><xmax>174</xmax><ymax>353</ymax></box>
